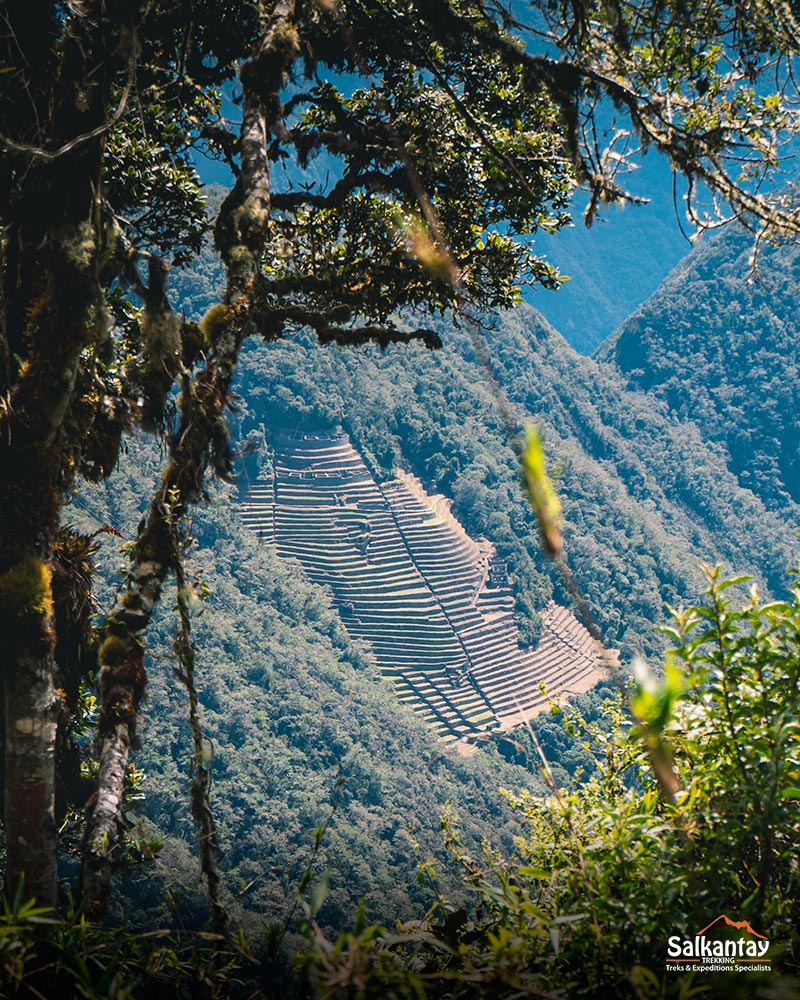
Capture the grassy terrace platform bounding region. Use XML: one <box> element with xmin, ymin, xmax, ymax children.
<box><xmin>241</xmin><ymin>428</ymin><xmax>608</xmax><ymax>741</ymax></box>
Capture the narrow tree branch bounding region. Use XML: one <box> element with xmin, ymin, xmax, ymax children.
<box><xmin>271</xmin><ymin>167</ymin><xmax>408</xmax><ymax>211</ymax></box>
<box><xmin>80</xmin><ymin>367</ymin><xmax>232</xmax><ymax>913</ymax></box>
<box><xmin>317</xmin><ymin>324</ymin><xmax>442</xmax><ymax>350</ymax></box>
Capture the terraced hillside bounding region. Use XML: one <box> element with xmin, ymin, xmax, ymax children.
<box><xmin>241</xmin><ymin>428</ymin><xmax>609</xmax><ymax>742</ymax></box>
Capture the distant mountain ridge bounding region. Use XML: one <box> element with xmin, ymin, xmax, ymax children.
<box><xmin>531</xmin><ymin>157</ymin><xmax>692</xmax><ymax>352</ymax></box>
<box><xmin>597</xmin><ymin>225</ymin><xmax>800</xmax><ymax>512</ymax></box>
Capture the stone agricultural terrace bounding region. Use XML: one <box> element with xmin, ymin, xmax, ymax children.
<box><xmin>241</xmin><ymin>428</ymin><xmax>609</xmax><ymax>743</ymax></box>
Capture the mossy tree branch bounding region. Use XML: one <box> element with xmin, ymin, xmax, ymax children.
<box><xmin>81</xmin><ymin>0</ymin><xmax>299</xmax><ymax>918</ymax></box>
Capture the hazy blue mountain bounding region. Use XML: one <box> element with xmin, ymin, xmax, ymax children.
<box><xmin>529</xmin><ymin>156</ymin><xmax>693</xmax><ymax>352</ymax></box>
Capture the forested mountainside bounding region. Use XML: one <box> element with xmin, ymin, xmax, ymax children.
<box><xmin>230</xmin><ymin>309</ymin><xmax>798</xmax><ymax>662</ymax></box>
<box><xmin>77</xmin><ymin>445</ymin><xmax>576</xmax><ymax>936</ymax></box>
<box><xmin>97</xmin><ymin>208</ymin><xmax>799</xmax><ymax>939</ymax></box>
<box><xmin>66</xmin><ymin>227</ymin><xmax>800</xmax><ymax>938</ymax></box>
<box><xmin>171</xmin><ymin>190</ymin><xmax>799</xmax><ymax>666</ymax></box>
<box><xmin>597</xmin><ymin>225</ymin><xmax>800</xmax><ymax>510</ymax></box>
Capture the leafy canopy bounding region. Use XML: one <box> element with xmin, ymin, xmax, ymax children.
<box><xmin>3</xmin><ymin>0</ymin><xmax>800</xmax><ymax>916</ymax></box>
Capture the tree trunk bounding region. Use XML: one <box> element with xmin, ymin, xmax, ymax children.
<box><xmin>0</xmin><ymin>4</ymin><xmax>116</xmax><ymax>906</ymax></box>
<box><xmin>3</xmin><ymin>648</ymin><xmax>59</xmax><ymax>908</ymax></box>
<box><xmin>80</xmin><ymin>357</ymin><xmax>247</xmax><ymax>914</ymax></box>
<box><xmin>80</xmin><ymin>535</ymin><xmax>165</xmax><ymax>914</ymax></box>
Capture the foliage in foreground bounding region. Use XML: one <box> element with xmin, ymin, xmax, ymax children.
<box><xmin>0</xmin><ymin>890</ymin><xmax>265</xmax><ymax>1000</ymax></box>
<box><xmin>302</xmin><ymin>567</ymin><xmax>800</xmax><ymax>999</ymax></box>
<box><xmin>3</xmin><ymin>568</ymin><xmax>799</xmax><ymax>998</ymax></box>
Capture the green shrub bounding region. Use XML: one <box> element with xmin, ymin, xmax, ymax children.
<box><xmin>301</xmin><ymin>567</ymin><xmax>800</xmax><ymax>999</ymax></box>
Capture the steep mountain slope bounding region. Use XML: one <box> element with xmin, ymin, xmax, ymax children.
<box><xmin>170</xmin><ymin>210</ymin><xmax>798</xmax><ymax>648</ymax></box>
<box><xmin>597</xmin><ymin>225</ymin><xmax>800</xmax><ymax>511</ymax></box>
<box><xmin>233</xmin><ymin>305</ymin><xmax>799</xmax><ymax>663</ymax></box>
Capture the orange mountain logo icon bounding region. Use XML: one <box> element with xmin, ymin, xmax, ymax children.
<box><xmin>696</xmin><ymin>914</ymin><xmax>768</xmax><ymax>940</ymax></box>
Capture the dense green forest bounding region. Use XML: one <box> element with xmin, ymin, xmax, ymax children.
<box><xmin>75</xmin><ymin>442</ymin><xmax>587</xmax><ymax>937</ymax></box>
<box><xmin>48</xmin><ymin>214</ymin><xmax>789</xmax><ymax>991</ymax></box>
<box><xmin>598</xmin><ymin>225</ymin><xmax>800</xmax><ymax>509</ymax></box>
<box><xmin>299</xmin><ymin>566</ymin><xmax>800</xmax><ymax>999</ymax></box>
<box><xmin>8</xmin><ymin>187</ymin><xmax>800</xmax><ymax>999</ymax></box>
<box><xmin>4</xmin><ymin>180</ymin><xmax>798</xmax><ymax>1000</ymax></box>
